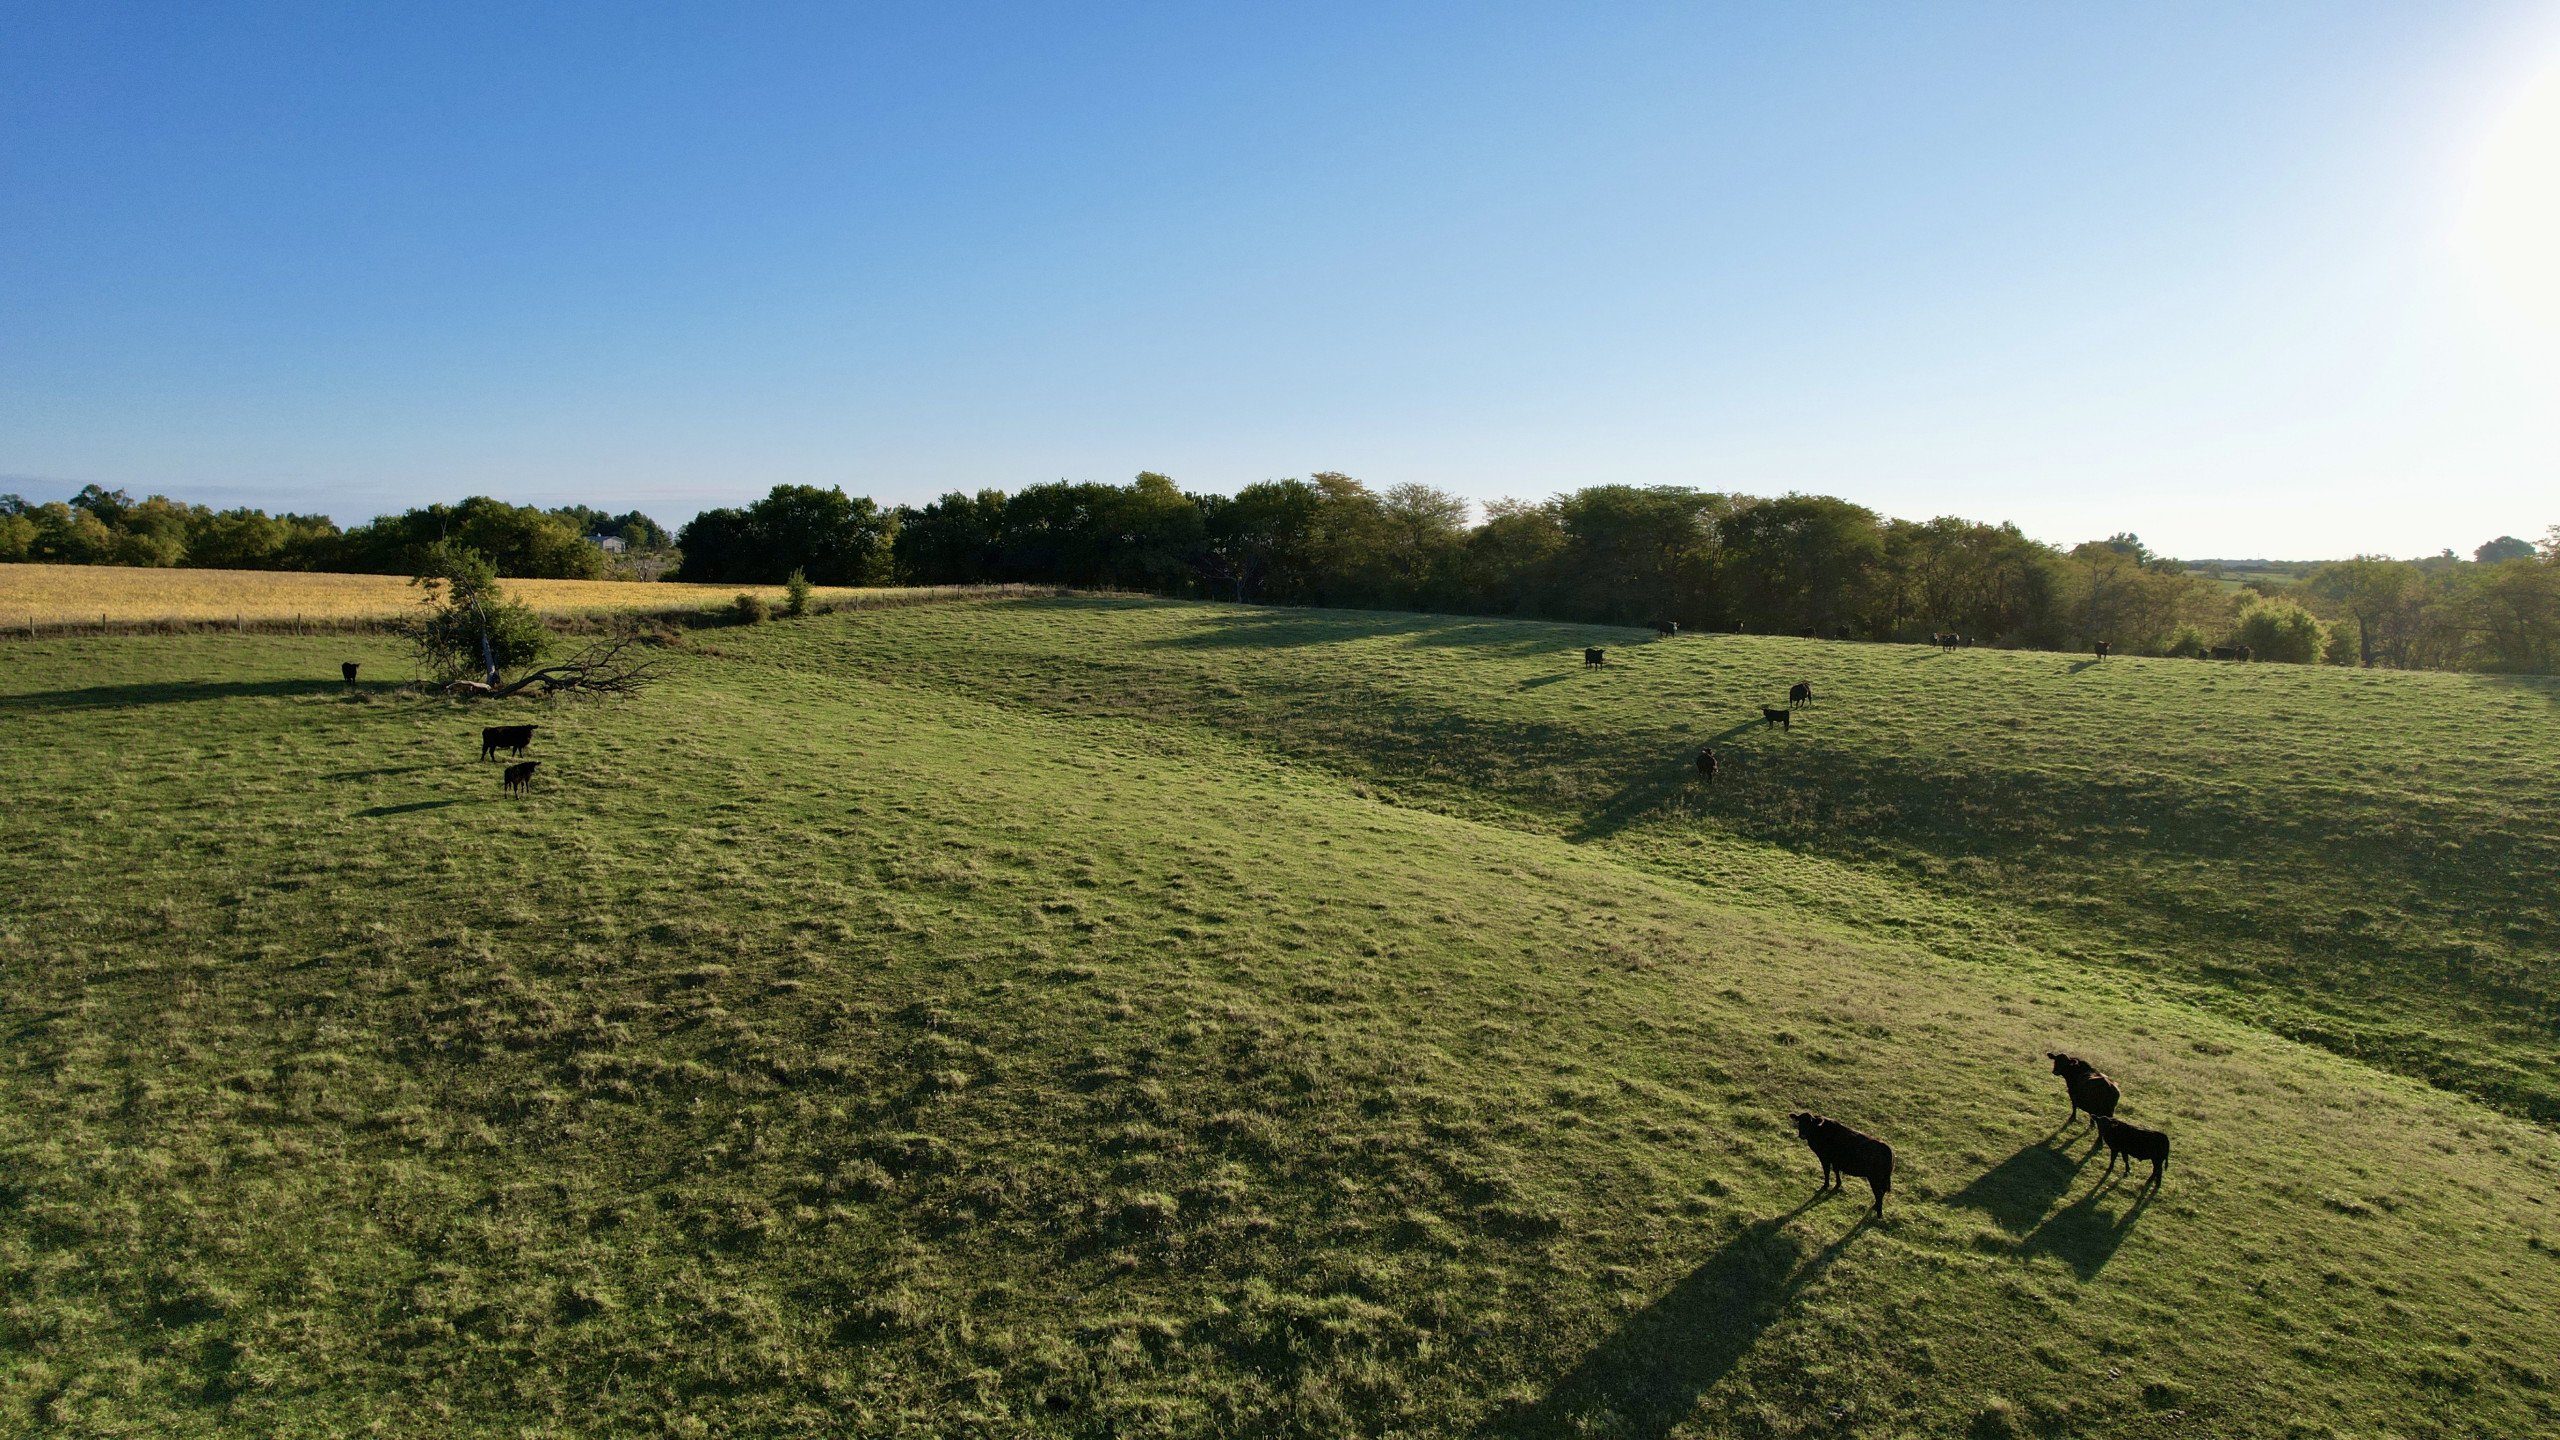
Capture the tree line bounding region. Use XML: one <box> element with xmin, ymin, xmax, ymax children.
<box><xmin>0</xmin><ymin>487</ymin><xmax>673</xmax><ymax>581</ymax></box>
<box><xmin>8</xmin><ymin>476</ymin><xmax>2554</xmax><ymax>673</ymax></box>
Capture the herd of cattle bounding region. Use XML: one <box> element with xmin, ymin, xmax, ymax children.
<box><xmin>1792</xmin><ymin>1051</ymin><xmax>2170</xmax><ymax>1216</ymax></box>
<box><xmin>1569</xmin><ymin>631</ymin><xmax>2178</xmax><ymax>1215</ymax></box>
<box><xmin>1581</xmin><ymin>624</ymin><xmax>2267</xmax><ymax>792</ymax></box>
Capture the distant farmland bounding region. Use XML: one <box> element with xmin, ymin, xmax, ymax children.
<box><xmin>0</xmin><ymin>561</ymin><xmax>889</xmax><ymax>627</ymax></box>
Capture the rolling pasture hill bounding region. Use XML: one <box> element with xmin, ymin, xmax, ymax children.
<box><xmin>0</xmin><ymin>599</ymin><xmax>2554</xmax><ymax>1438</ymax></box>
<box><xmin>805</xmin><ymin>600</ymin><xmax>2560</xmax><ymax>1126</ymax></box>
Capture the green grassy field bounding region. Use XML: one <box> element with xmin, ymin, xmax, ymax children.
<box><xmin>3</xmin><ymin>598</ymin><xmax>2555</xmax><ymax>1437</ymax></box>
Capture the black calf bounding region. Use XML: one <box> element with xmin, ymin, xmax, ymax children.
<box><xmin>2094</xmin><ymin>1115</ymin><xmax>2169</xmax><ymax>1185</ymax></box>
<box><xmin>341</xmin><ymin>661</ymin><xmax>360</xmax><ymax>685</ymax></box>
<box><xmin>1762</xmin><ymin>706</ymin><xmax>1791</xmax><ymax>730</ymax></box>
<box><xmin>1584</xmin><ymin>647</ymin><xmax>1606</xmax><ymax>669</ymax></box>
<box><xmin>502</xmin><ymin>760</ymin><xmax>539</xmax><ymax>796</ymax></box>
<box><xmin>1788</xmin><ymin>680</ymin><xmax>1814</xmax><ymax>706</ymax></box>
<box><xmin>1696</xmin><ymin>746</ymin><xmax>1717</xmax><ymax>781</ymax></box>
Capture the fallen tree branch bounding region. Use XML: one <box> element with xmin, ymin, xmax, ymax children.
<box><xmin>443</xmin><ymin>631</ymin><xmax>667</xmax><ymax>699</ymax></box>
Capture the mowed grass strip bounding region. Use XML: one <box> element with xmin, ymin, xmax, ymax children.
<box><xmin>1</xmin><ymin>621</ymin><xmax>2555</xmax><ymax>1437</ymax></box>
<box><xmin>0</xmin><ymin>561</ymin><xmax>886</xmax><ymax>624</ymax></box>
<box><xmin>782</xmin><ymin>597</ymin><xmax>2560</xmax><ymax>1123</ymax></box>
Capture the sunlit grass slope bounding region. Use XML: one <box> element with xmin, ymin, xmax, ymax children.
<box><xmin>0</xmin><ymin>561</ymin><xmax>884</xmax><ymax>625</ymax></box>
<box><xmin>794</xmin><ymin>599</ymin><xmax>2560</xmax><ymax>1124</ymax></box>
<box><xmin>1</xmin><ymin>609</ymin><xmax>2555</xmax><ymax>1437</ymax></box>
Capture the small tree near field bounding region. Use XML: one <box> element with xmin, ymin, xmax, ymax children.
<box><xmin>2233</xmin><ymin>596</ymin><xmax>2326</xmax><ymax>664</ymax></box>
<box><xmin>403</xmin><ymin>543</ymin><xmax>546</xmax><ymax>685</ymax></box>
<box><xmin>783</xmin><ymin>568</ymin><xmax>813</xmax><ymax>617</ymax></box>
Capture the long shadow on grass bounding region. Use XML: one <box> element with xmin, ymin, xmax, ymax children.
<box><xmin>356</xmin><ymin>799</ymin><xmax>466</xmax><ymax>818</ymax></box>
<box><xmin>1946</xmin><ymin>1138</ymin><xmax>2149</xmax><ymax>1278</ymax></box>
<box><xmin>1491</xmin><ymin>1202</ymin><xmax>1864</xmax><ymax>1440</ymax></box>
<box><xmin>1566</xmin><ymin>730</ymin><xmax>1770</xmax><ymax>842</ymax></box>
<box><xmin>0</xmin><ymin>678</ymin><xmax>358</xmax><ymax>710</ymax></box>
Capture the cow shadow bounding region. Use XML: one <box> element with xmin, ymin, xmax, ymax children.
<box><xmin>357</xmin><ymin>799</ymin><xmax>465</xmax><ymax>818</ymax></box>
<box><xmin>1518</xmin><ymin>674</ymin><xmax>1572</xmax><ymax>690</ymax></box>
<box><xmin>1945</xmin><ymin>1140</ymin><xmax>2084</xmax><ymax>1231</ymax></box>
<box><xmin>0</xmin><ymin>678</ymin><xmax>358</xmax><ymax>711</ymax></box>
<box><xmin>2068</xmin><ymin>659</ymin><xmax>2102</xmax><ymax>675</ymax></box>
<box><xmin>1567</xmin><ymin>766</ymin><xmax>1702</xmax><ymax>843</ymax></box>
<box><xmin>1945</xmin><ymin>1139</ymin><xmax>2149</xmax><ymax>1278</ymax></box>
<box><xmin>1488</xmin><ymin>1202</ymin><xmax>1862</xmax><ymax>1440</ymax></box>
<box><xmin>2020</xmin><ymin>1174</ymin><xmax>2153</xmax><ymax>1278</ymax></box>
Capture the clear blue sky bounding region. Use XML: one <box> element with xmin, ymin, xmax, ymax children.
<box><xmin>5</xmin><ymin>1</ymin><xmax>2557</xmax><ymax>559</ymax></box>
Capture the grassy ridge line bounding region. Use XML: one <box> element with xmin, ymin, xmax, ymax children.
<box><xmin>4</xmin><ymin>626</ymin><xmax>2555</xmax><ymax>1435</ymax></box>
<box><xmin>787</xmin><ymin>597</ymin><xmax>2560</xmax><ymax>1122</ymax></box>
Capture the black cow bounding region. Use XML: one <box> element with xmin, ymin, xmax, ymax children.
<box><xmin>1934</xmin><ymin>631</ymin><xmax>1958</xmax><ymax>653</ymax></box>
<box><xmin>481</xmin><ymin>724</ymin><xmax>538</xmax><ymax>761</ymax></box>
<box><xmin>502</xmin><ymin>760</ymin><xmax>539</xmax><ymax>796</ymax></box>
<box><xmin>1696</xmin><ymin>746</ymin><xmax>1718</xmax><ymax>782</ymax></box>
<box><xmin>2094</xmin><ymin>1115</ymin><xmax>2169</xmax><ymax>1185</ymax></box>
<box><xmin>1788</xmin><ymin>680</ymin><xmax>1814</xmax><ymax>706</ymax></box>
<box><xmin>2237</xmin><ymin>644</ymin><xmax>2253</xmax><ymax>662</ymax></box>
<box><xmin>1762</xmin><ymin>706</ymin><xmax>1791</xmax><ymax>730</ymax></box>
<box><xmin>2093</xmin><ymin>640</ymin><xmax>2110</xmax><ymax>661</ymax></box>
<box><xmin>2210</xmin><ymin>646</ymin><xmax>2237</xmax><ymax>661</ymax></box>
<box><xmin>1791</xmin><ymin>1112</ymin><xmax>1894</xmax><ymax>1215</ymax></box>
<box><xmin>1652</xmin><ymin>620</ymin><xmax>1679</xmax><ymax>637</ymax></box>
<box><xmin>2047</xmin><ymin>1052</ymin><xmax>2121</xmax><ymax>1125</ymax></box>
<box><xmin>1799</xmin><ymin>627</ymin><xmax>1818</xmax><ymax>640</ymax></box>
<box><xmin>341</xmin><ymin>661</ymin><xmax>360</xmax><ymax>686</ymax></box>
<box><xmin>1584</xmin><ymin>647</ymin><xmax>1606</xmax><ymax>669</ymax></box>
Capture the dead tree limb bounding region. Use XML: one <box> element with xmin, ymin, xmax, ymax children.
<box><xmin>443</xmin><ymin>631</ymin><xmax>668</xmax><ymax>699</ymax></box>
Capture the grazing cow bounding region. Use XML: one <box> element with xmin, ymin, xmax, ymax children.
<box><xmin>1788</xmin><ymin>680</ymin><xmax>1814</xmax><ymax>707</ymax></box>
<box><xmin>2094</xmin><ymin>1115</ymin><xmax>2169</xmax><ymax>1185</ymax></box>
<box><xmin>2093</xmin><ymin>640</ymin><xmax>2110</xmax><ymax>661</ymax></box>
<box><xmin>1762</xmin><ymin>706</ymin><xmax>1792</xmax><ymax>730</ymax></box>
<box><xmin>1584</xmin><ymin>647</ymin><xmax>1606</xmax><ymax>669</ymax></box>
<box><xmin>502</xmin><ymin>760</ymin><xmax>539</xmax><ymax>796</ymax></box>
<box><xmin>1791</xmin><ymin>1112</ymin><xmax>1894</xmax><ymax>1215</ymax></box>
<box><xmin>2210</xmin><ymin>646</ymin><xmax>2237</xmax><ymax>661</ymax></box>
<box><xmin>1799</xmin><ymin>626</ymin><xmax>1818</xmax><ymax>640</ymax></box>
<box><xmin>341</xmin><ymin>661</ymin><xmax>360</xmax><ymax>686</ymax></box>
<box><xmin>2236</xmin><ymin>644</ymin><xmax>2253</xmax><ymax>662</ymax></box>
<box><xmin>1696</xmin><ymin>746</ymin><xmax>1717</xmax><ymax>782</ymax></box>
<box><xmin>480</xmin><ymin>724</ymin><xmax>538</xmax><ymax>761</ymax></box>
<box><xmin>1652</xmin><ymin>620</ymin><xmax>1679</xmax><ymax>637</ymax></box>
<box><xmin>1934</xmin><ymin>631</ymin><xmax>1958</xmax><ymax>653</ymax></box>
<box><xmin>2046</xmin><ymin>1052</ymin><xmax>2122</xmax><ymax>1125</ymax></box>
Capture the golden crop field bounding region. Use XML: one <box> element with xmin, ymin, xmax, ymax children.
<box><xmin>0</xmin><ymin>562</ymin><xmax>888</xmax><ymax>626</ymax></box>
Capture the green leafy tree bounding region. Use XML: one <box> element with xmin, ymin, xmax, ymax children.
<box><xmin>894</xmin><ymin>489</ymin><xmax>1008</xmax><ymax>584</ymax></box>
<box><xmin>2307</xmin><ymin>556</ymin><xmax>2423</xmax><ymax>667</ymax></box>
<box><xmin>2475</xmin><ymin>535</ymin><xmax>2536</xmax><ymax>564</ymax></box>
<box><xmin>2233</xmin><ymin>596</ymin><xmax>2328</xmax><ymax>664</ymax></box>
<box><xmin>401</xmin><ymin>543</ymin><xmax>546</xmax><ymax>685</ymax></box>
<box><xmin>676</xmin><ymin>485</ymin><xmax>896</xmax><ymax>586</ymax></box>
